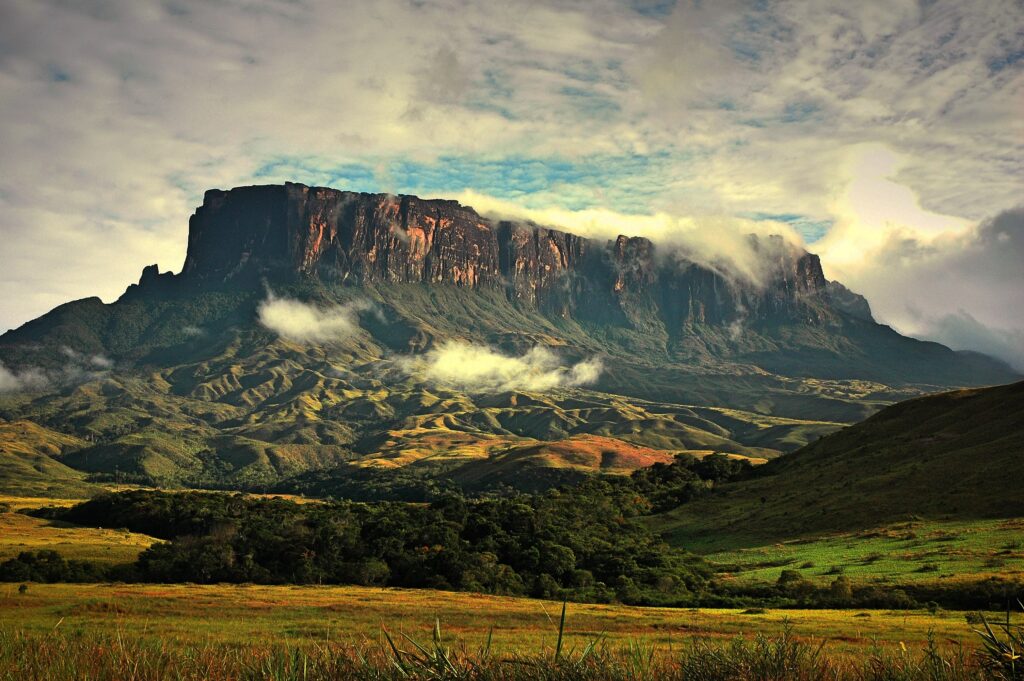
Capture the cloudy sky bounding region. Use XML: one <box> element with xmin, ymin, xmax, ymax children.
<box><xmin>1</xmin><ymin>0</ymin><xmax>1022</xmax><ymax>367</ymax></box>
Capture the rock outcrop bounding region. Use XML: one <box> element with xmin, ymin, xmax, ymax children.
<box><xmin>150</xmin><ymin>182</ymin><xmax>849</xmax><ymax>332</ymax></box>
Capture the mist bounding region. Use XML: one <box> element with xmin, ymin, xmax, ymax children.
<box><xmin>257</xmin><ymin>296</ymin><xmax>370</xmax><ymax>344</ymax></box>
<box><xmin>453</xmin><ymin>190</ymin><xmax>807</xmax><ymax>287</ymax></box>
<box><xmin>399</xmin><ymin>341</ymin><xmax>603</xmax><ymax>393</ymax></box>
<box><xmin>820</xmin><ymin>203</ymin><xmax>1024</xmax><ymax>372</ymax></box>
<box><xmin>0</xmin><ymin>347</ymin><xmax>112</xmax><ymax>394</ymax></box>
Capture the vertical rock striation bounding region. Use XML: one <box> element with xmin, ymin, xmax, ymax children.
<box><xmin>170</xmin><ymin>182</ymin><xmax>843</xmax><ymax>332</ymax></box>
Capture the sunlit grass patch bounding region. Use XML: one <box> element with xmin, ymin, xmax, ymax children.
<box><xmin>0</xmin><ymin>507</ymin><xmax>156</xmax><ymax>565</ymax></box>
<box><xmin>707</xmin><ymin>519</ymin><xmax>1024</xmax><ymax>587</ymax></box>
<box><xmin>0</xmin><ymin>583</ymin><xmax>989</xmax><ymax>654</ymax></box>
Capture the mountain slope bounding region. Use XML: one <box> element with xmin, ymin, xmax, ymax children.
<box><xmin>0</xmin><ymin>182</ymin><xmax>1018</xmax><ymax>493</ymax></box>
<box><xmin>0</xmin><ymin>420</ymin><xmax>97</xmax><ymax>496</ymax></box>
<box><xmin>653</xmin><ymin>380</ymin><xmax>1024</xmax><ymax>550</ymax></box>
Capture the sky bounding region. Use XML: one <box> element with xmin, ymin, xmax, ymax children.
<box><xmin>1</xmin><ymin>0</ymin><xmax>1022</xmax><ymax>368</ymax></box>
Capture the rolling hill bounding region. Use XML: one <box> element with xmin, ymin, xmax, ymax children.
<box><xmin>653</xmin><ymin>380</ymin><xmax>1024</xmax><ymax>551</ymax></box>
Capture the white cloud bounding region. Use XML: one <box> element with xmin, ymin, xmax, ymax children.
<box><xmin>820</xmin><ymin>203</ymin><xmax>1024</xmax><ymax>371</ymax></box>
<box><xmin>907</xmin><ymin>310</ymin><xmax>1024</xmax><ymax>372</ymax></box>
<box><xmin>257</xmin><ymin>296</ymin><xmax>369</xmax><ymax>344</ymax></box>
<box><xmin>0</xmin><ymin>363</ymin><xmax>24</xmax><ymax>392</ymax></box>
<box><xmin>814</xmin><ymin>144</ymin><xmax>972</xmax><ymax>271</ymax></box>
<box><xmin>60</xmin><ymin>346</ymin><xmax>114</xmax><ymax>370</ymax></box>
<box><xmin>452</xmin><ymin>190</ymin><xmax>805</xmax><ymax>286</ymax></box>
<box><xmin>89</xmin><ymin>354</ymin><xmax>114</xmax><ymax>369</ymax></box>
<box><xmin>0</xmin><ymin>348</ymin><xmax>111</xmax><ymax>393</ymax></box>
<box><xmin>400</xmin><ymin>341</ymin><xmax>602</xmax><ymax>393</ymax></box>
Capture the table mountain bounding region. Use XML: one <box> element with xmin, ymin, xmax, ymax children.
<box><xmin>0</xmin><ymin>183</ymin><xmax>1017</xmax><ymax>495</ymax></box>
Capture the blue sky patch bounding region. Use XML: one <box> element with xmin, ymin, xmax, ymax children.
<box><xmin>250</xmin><ymin>153</ymin><xmax>675</xmax><ymax>215</ymax></box>
<box><xmin>742</xmin><ymin>212</ymin><xmax>834</xmax><ymax>243</ymax></box>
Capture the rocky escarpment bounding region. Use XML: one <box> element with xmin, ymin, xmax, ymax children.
<box><xmin>138</xmin><ymin>182</ymin><xmax>842</xmax><ymax>334</ymax></box>
<box><xmin>2</xmin><ymin>182</ymin><xmax>1018</xmax><ymax>403</ymax></box>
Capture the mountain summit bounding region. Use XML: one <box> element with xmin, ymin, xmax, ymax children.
<box><xmin>138</xmin><ymin>182</ymin><xmax>836</xmax><ymax>332</ymax></box>
<box><xmin>0</xmin><ymin>183</ymin><xmax>1017</xmax><ymax>494</ymax></box>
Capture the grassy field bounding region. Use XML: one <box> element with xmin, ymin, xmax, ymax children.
<box><xmin>0</xmin><ymin>511</ymin><xmax>156</xmax><ymax>566</ymax></box>
<box><xmin>0</xmin><ymin>493</ymin><xmax>157</xmax><ymax>565</ymax></box>
<box><xmin>706</xmin><ymin>518</ymin><xmax>1024</xmax><ymax>587</ymax></box>
<box><xmin>0</xmin><ymin>582</ymin><xmax>995</xmax><ymax>654</ymax></box>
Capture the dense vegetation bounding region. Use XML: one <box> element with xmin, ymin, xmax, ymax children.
<box><xmin>3</xmin><ymin>455</ymin><xmax>746</xmax><ymax>603</ymax></box>
<box><xmin>5</xmin><ymin>452</ymin><xmax>1021</xmax><ymax>610</ymax></box>
<box><xmin>21</xmin><ymin>456</ymin><xmax>742</xmax><ymax>604</ymax></box>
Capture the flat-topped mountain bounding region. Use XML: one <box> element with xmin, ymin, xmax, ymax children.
<box><xmin>139</xmin><ymin>182</ymin><xmax>833</xmax><ymax>331</ymax></box>
<box><xmin>0</xmin><ymin>183</ymin><xmax>1017</xmax><ymax>495</ymax></box>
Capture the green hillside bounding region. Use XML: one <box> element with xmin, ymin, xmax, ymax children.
<box><xmin>0</xmin><ymin>420</ymin><xmax>98</xmax><ymax>497</ymax></box>
<box><xmin>0</xmin><ymin>283</ymin><xmax>878</xmax><ymax>493</ymax></box>
<box><xmin>0</xmin><ymin>225</ymin><xmax>1015</xmax><ymax>495</ymax></box>
<box><xmin>653</xmin><ymin>380</ymin><xmax>1024</xmax><ymax>551</ymax></box>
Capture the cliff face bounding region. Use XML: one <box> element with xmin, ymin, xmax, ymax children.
<box><xmin>169</xmin><ymin>182</ymin><xmax>837</xmax><ymax>331</ymax></box>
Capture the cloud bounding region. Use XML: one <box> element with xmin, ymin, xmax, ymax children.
<box><xmin>400</xmin><ymin>341</ymin><xmax>602</xmax><ymax>393</ymax></box>
<box><xmin>907</xmin><ymin>310</ymin><xmax>1024</xmax><ymax>372</ymax></box>
<box><xmin>819</xmin><ymin>202</ymin><xmax>1024</xmax><ymax>371</ymax></box>
<box><xmin>453</xmin><ymin>190</ymin><xmax>806</xmax><ymax>286</ymax></box>
<box><xmin>0</xmin><ymin>347</ymin><xmax>111</xmax><ymax>393</ymax></box>
<box><xmin>0</xmin><ymin>362</ymin><xmax>26</xmax><ymax>392</ymax></box>
<box><xmin>814</xmin><ymin>144</ymin><xmax>973</xmax><ymax>271</ymax></box>
<box><xmin>61</xmin><ymin>346</ymin><xmax>113</xmax><ymax>369</ymax></box>
<box><xmin>257</xmin><ymin>296</ymin><xmax>369</xmax><ymax>344</ymax></box>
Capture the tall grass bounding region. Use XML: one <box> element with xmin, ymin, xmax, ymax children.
<box><xmin>973</xmin><ymin>600</ymin><xmax>1024</xmax><ymax>680</ymax></box>
<box><xmin>0</xmin><ymin>623</ymin><xmax>1003</xmax><ymax>681</ymax></box>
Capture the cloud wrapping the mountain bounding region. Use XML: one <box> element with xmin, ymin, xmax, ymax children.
<box><xmin>257</xmin><ymin>297</ymin><xmax>369</xmax><ymax>344</ymax></box>
<box><xmin>454</xmin><ymin>190</ymin><xmax>805</xmax><ymax>286</ymax></box>
<box><xmin>909</xmin><ymin>310</ymin><xmax>1024</xmax><ymax>372</ymax></box>
<box><xmin>0</xmin><ymin>350</ymin><xmax>108</xmax><ymax>393</ymax></box>
<box><xmin>401</xmin><ymin>341</ymin><xmax>602</xmax><ymax>393</ymax></box>
<box><xmin>820</xmin><ymin>204</ymin><xmax>1024</xmax><ymax>371</ymax></box>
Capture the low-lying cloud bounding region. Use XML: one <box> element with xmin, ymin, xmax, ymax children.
<box><xmin>907</xmin><ymin>310</ymin><xmax>1024</xmax><ymax>372</ymax></box>
<box><xmin>400</xmin><ymin>341</ymin><xmax>602</xmax><ymax>393</ymax></box>
<box><xmin>0</xmin><ymin>346</ymin><xmax>112</xmax><ymax>394</ymax></box>
<box><xmin>0</xmin><ymin>362</ymin><xmax>39</xmax><ymax>393</ymax></box>
<box><xmin>453</xmin><ymin>190</ymin><xmax>806</xmax><ymax>287</ymax></box>
<box><xmin>61</xmin><ymin>346</ymin><xmax>113</xmax><ymax>370</ymax></box>
<box><xmin>257</xmin><ymin>296</ymin><xmax>370</xmax><ymax>344</ymax></box>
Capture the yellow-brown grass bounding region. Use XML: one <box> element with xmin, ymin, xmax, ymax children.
<box><xmin>0</xmin><ymin>582</ymin><xmax>986</xmax><ymax>655</ymax></box>
<box><xmin>0</xmin><ymin>509</ymin><xmax>156</xmax><ymax>565</ymax></box>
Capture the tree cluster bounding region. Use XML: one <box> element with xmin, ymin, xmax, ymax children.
<box><xmin>46</xmin><ymin>474</ymin><xmax>714</xmax><ymax>604</ymax></box>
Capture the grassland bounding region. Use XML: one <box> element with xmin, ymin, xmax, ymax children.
<box><xmin>0</xmin><ymin>509</ymin><xmax>156</xmax><ymax>566</ymax></box>
<box><xmin>0</xmin><ymin>582</ymin><xmax>994</xmax><ymax>654</ymax></box>
<box><xmin>706</xmin><ymin>518</ymin><xmax>1024</xmax><ymax>587</ymax></box>
<box><xmin>0</xmin><ymin>498</ymin><xmax>999</xmax><ymax>654</ymax></box>
<box><xmin>653</xmin><ymin>381</ymin><xmax>1024</xmax><ymax>551</ymax></box>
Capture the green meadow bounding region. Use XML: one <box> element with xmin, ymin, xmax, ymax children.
<box><xmin>706</xmin><ymin>518</ymin><xmax>1024</xmax><ymax>587</ymax></box>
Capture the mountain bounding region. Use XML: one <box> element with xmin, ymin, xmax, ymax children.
<box><xmin>0</xmin><ymin>182</ymin><xmax>1017</xmax><ymax>494</ymax></box>
<box><xmin>653</xmin><ymin>380</ymin><xmax>1024</xmax><ymax>550</ymax></box>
